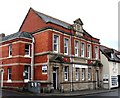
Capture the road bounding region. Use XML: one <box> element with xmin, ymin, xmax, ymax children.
<box><xmin>1</xmin><ymin>88</ymin><xmax>119</xmax><ymax>98</ymax></box>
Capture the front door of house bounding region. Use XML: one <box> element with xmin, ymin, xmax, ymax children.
<box><xmin>118</xmin><ymin>75</ymin><xmax>120</xmax><ymax>87</ymax></box>
<box><xmin>53</xmin><ymin>67</ymin><xmax>57</xmax><ymax>89</ymax></box>
<box><xmin>96</xmin><ymin>70</ymin><xmax>99</xmax><ymax>88</ymax></box>
<box><xmin>0</xmin><ymin>69</ymin><xmax>4</xmax><ymax>88</ymax></box>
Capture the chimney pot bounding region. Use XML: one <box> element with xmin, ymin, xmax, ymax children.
<box><xmin>0</xmin><ymin>33</ymin><xmax>5</xmax><ymax>38</ymax></box>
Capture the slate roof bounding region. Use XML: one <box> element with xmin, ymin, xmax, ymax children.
<box><xmin>35</xmin><ymin>10</ymin><xmax>71</xmax><ymax>29</ymax></box>
<box><xmin>1</xmin><ymin>32</ymin><xmax>32</xmax><ymax>42</ymax></box>
<box><xmin>100</xmin><ymin>45</ymin><xmax>120</xmax><ymax>63</ymax></box>
<box><xmin>82</xmin><ymin>29</ymin><xmax>92</xmax><ymax>37</ymax></box>
<box><xmin>34</xmin><ymin>9</ymin><xmax>93</xmax><ymax>38</ymax></box>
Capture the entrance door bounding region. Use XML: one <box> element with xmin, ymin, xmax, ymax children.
<box><xmin>118</xmin><ymin>75</ymin><xmax>120</xmax><ymax>87</ymax></box>
<box><xmin>53</xmin><ymin>67</ymin><xmax>57</xmax><ymax>89</ymax></box>
<box><xmin>96</xmin><ymin>70</ymin><xmax>99</xmax><ymax>88</ymax></box>
<box><xmin>0</xmin><ymin>69</ymin><xmax>4</xmax><ymax>88</ymax></box>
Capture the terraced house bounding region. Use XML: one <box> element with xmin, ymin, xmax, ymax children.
<box><xmin>0</xmin><ymin>8</ymin><xmax>103</xmax><ymax>92</ymax></box>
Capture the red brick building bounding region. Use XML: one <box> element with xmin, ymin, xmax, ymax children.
<box><xmin>0</xmin><ymin>8</ymin><xmax>102</xmax><ymax>92</ymax></box>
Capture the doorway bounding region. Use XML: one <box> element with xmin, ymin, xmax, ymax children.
<box><xmin>96</xmin><ymin>70</ymin><xmax>99</xmax><ymax>88</ymax></box>
<box><xmin>0</xmin><ymin>69</ymin><xmax>4</xmax><ymax>88</ymax></box>
<box><xmin>118</xmin><ymin>75</ymin><xmax>120</xmax><ymax>87</ymax></box>
<box><xmin>53</xmin><ymin>67</ymin><xmax>58</xmax><ymax>89</ymax></box>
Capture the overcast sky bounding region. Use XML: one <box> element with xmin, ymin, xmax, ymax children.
<box><xmin>0</xmin><ymin>0</ymin><xmax>119</xmax><ymax>50</ymax></box>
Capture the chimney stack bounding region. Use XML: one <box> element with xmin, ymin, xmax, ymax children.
<box><xmin>0</xmin><ymin>33</ymin><xmax>5</xmax><ymax>38</ymax></box>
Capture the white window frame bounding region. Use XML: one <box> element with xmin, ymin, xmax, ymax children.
<box><xmin>82</xmin><ymin>68</ymin><xmax>85</xmax><ymax>80</ymax></box>
<box><xmin>81</xmin><ymin>43</ymin><xmax>85</xmax><ymax>57</ymax></box>
<box><xmin>25</xmin><ymin>44</ymin><xmax>30</xmax><ymax>57</ymax></box>
<box><xmin>24</xmin><ymin>65</ymin><xmax>30</xmax><ymax>82</ymax></box>
<box><xmin>95</xmin><ymin>46</ymin><xmax>98</xmax><ymax>59</ymax></box>
<box><xmin>64</xmin><ymin>66</ymin><xmax>69</xmax><ymax>81</ymax></box>
<box><xmin>88</xmin><ymin>68</ymin><xmax>91</xmax><ymax>80</ymax></box>
<box><xmin>75</xmin><ymin>40</ymin><xmax>79</xmax><ymax>56</ymax></box>
<box><xmin>111</xmin><ymin>53</ymin><xmax>114</xmax><ymax>58</ymax></box>
<box><xmin>9</xmin><ymin>44</ymin><xmax>12</xmax><ymax>57</ymax></box>
<box><xmin>87</xmin><ymin>44</ymin><xmax>91</xmax><ymax>58</ymax></box>
<box><xmin>76</xmin><ymin>68</ymin><xmax>79</xmax><ymax>81</ymax></box>
<box><xmin>64</xmin><ymin>38</ymin><xmax>69</xmax><ymax>55</ymax></box>
<box><xmin>53</xmin><ymin>34</ymin><xmax>59</xmax><ymax>53</ymax></box>
<box><xmin>7</xmin><ymin>68</ymin><xmax>12</xmax><ymax>82</ymax></box>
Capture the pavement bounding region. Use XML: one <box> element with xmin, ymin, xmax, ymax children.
<box><xmin>34</xmin><ymin>88</ymin><xmax>118</xmax><ymax>96</ymax></box>
<box><xmin>2</xmin><ymin>88</ymin><xmax>118</xmax><ymax>97</ymax></box>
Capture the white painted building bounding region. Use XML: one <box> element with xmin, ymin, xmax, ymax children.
<box><xmin>100</xmin><ymin>45</ymin><xmax>120</xmax><ymax>89</ymax></box>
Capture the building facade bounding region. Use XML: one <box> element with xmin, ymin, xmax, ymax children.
<box><xmin>0</xmin><ymin>8</ymin><xmax>102</xmax><ymax>92</ymax></box>
<box><xmin>100</xmin><ymin>45</ymin><xmax>120</xmax><ymax>89</ymax></box>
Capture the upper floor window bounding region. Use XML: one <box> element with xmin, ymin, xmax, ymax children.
<box><xmin>64</xmin><ymin>38</ymin><xmax>69</xmax><ymax>55</ymax></box>
<box><xmin>81</xmin><ymin>43</ymin><xmax>85</xmax><ymax>57</ymax></box>
<box><xmin>8</xmin><ymin>68</ymin><xmax>12</xmax><ymax>81</ymax></box>
<box><xmin>111</xmin><ymin>53</ymin><xmax>114</xmax><ymax>59</ymax></box>
<box><xmin>75</xmin><ymin>41</ymin><xmax>79</xmax><ymax>56</ymax></box>
<box><xmin>25</xmin><ymin>44</ymin><xmax>30</xmax><ymax>56</ymax></box>
<box><xmin>9</xmin><ymin>44</ymin><xmax>12</xmax><ymax>57</ymax></box>
<box><xmin>87</xmin><ymin>45</ymin><xmax>91</xmax><ymax>58</ymax></box>
<box><xmin>64</xmin><ymin>66</ymin><xmax>69</xmax><ymax>81</ymax></box>
<box><xmin>95</xmin><ymin>46</ymin><xmax>98</xmax><ymax>59</ymax></box>
<box><xmin>53</xmin><ymin>35</ymin><xmax>59</xmax><ymax>53</ymax></box>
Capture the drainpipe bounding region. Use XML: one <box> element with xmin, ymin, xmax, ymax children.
<box><xmin>31</xmin><ymin>37</ymin><xmax>35</xmax><ymax>81</ymax></box>
<box><xmin>70</xmin><ymin>25</ymin><xmax>73</xmax><ymax>91</ymax></box>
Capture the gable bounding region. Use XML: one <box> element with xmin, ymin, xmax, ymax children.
<box><xmin>100</xmin><ymin>45</ymin><xmax>120</xmax><ymax>63</ymax></box>
<box><xmin>74</xmin><ymin>18</ymin><xmax>83</xmax><ymax>25</ymax></box>
<box><xmin>19</xmin><ymin>8</ymin><xmax>47</xmax><ymax>32</ymax></box>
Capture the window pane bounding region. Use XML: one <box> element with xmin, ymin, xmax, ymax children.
<box><xmin>95</xmin><ymin>47</ymin><xmax>98</xmax><ymax>59</ymax></box>
<box><xmin>54</xmin><ymin>44</ymin><xmax>57</xmax><ymax>51</ymax></box>
<box><xmin>82</xmin><ymin>68</ymin><xmax>85</xmax><ymax>80</ymax></box>
<box><xmin>53</xmin><ymin>35</ymin><xmax>59</xmax><ymax>52</ymax></box>
<box><xmin>75</xmin><ymin>41</ymin><xmax>78</xmax><ymax>56</ymax></box>
<box><xmin>25</xmin><ymin>44</ymin><xmax>30</xmax><ymax>55</ymax></box>
<box><xmin>8</xmin><ymin>68</ymin><xmax>12</xmax><ymax>80</ymax></box>
<box><xmin>87</xmin><ymin>45</ymin><xmax>91</xmax><ymax>58</ymax></box>
<box><xmin>64</xmin><ymin>38</ymin><xmax>68</xmax><ymax>54</ymax></box>
<box><xmin>64</xmin><ymin>66</ymin><xmax>68</xmax><ymax>81</ymax></box>
<box><xmin>76</xmin><ymin>68</ymin><xmax>79</xmax><ymax>81</ymax></box>
<box><xmin>54</xmin><ymin>35</ymin><xmax>58</xmax><ymax>43</ymax></box>
<box><xmin>81</xmin><ymin>43</ymin><xmax>84</xmax><ymax>57</ymax></box>
<box><xmin>24</xmin><ymin>66</ymin><xmax>29</xmax><ymax>79</ymax></box>
<box><xmin>88</xmin><ymin>68</ymin><xmax>91</xmax><ymax>80</ymax></box>
<box><xmin>9</xmin><ymin>44</ymin><xmax>12</xmax><ymax>56</ymax></box>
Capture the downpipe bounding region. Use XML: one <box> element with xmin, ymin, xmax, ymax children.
<box><xmin>31</xmin><ymin>37</ymin><xmax>35</xmax><ymax>81</ymax></box>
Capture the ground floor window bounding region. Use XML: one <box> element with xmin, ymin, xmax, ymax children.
<box><xmin>76</xmin><ymin>68</ymin><xmax>79</xmax><ymax>81</ymax></box>
<box><xmin>88</xmin><ymin>68</ymin><xmax>91</xmax><ymax>80</ymax></box>
<box><xmin>64</xmin><ymin>66</ymin><xmax>69</xmax><ymax>81</ymax></box>
<box><xmin>111</xmin><ymin>76</ymin><xmax>118</xmax><ymax>86</ymax></box>
<box><xmin>8</xmin><ymin>68</ymin><xmax>12</xmax><ymax>80</ymax></box>
<box><xmin>24</xmin><ymin>65</ymin><xmax>30</xmax><ymax>81</ymax></box>
<box><xmin>82</xmin><ymin>68</ymin><xmax>85</xmax><ymax>80</ymax></box>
